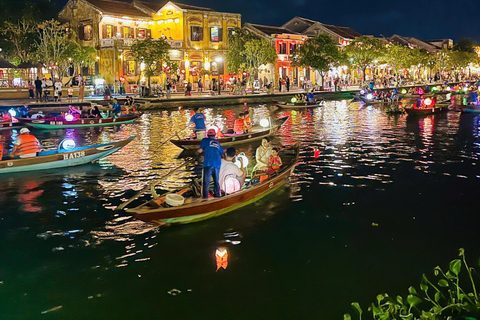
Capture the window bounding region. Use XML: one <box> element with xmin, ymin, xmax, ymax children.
<box><xmin>138</xmin><ymin>28</ymin><xmax>146</xmax><ymax>39</ymax></box>
<box><xmin>227</xmin><ymin>27</ymin><xmax>235</xmax><ymax>39</ymax></box>
<box><xmin>289</xmin><ymin>43</ymin><xmax>296</xmax><ymax>54</ymax></box>
<box><xmin>123</xmin><ymin>26</ymin><xmax>131</xmax><ymax>38</ymax></box>
<box><xmin>278</xmin><ymin>43</ymin><xmax>287</xmax><ymax>54</ymax></box>
<box><xmin>210</xmin><ymin>27</ymin><xmax>222</xmax><ymax>42</ymax></box>
<box><xmin>105</xmin><ymin>25</ymin><xmax>113</xmax><ymax>38</ymax></box>
<box><xmin>83</xmin><ymin>25</ymin><xmax>92</xmax><ymax>41</ymax></box>
<box><xmin>191</xmin><ymin>26</ymin><xmax>203</xmax><ymax>41</ymax></box>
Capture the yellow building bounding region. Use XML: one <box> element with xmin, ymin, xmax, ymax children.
<box><xmin>59</xmin><ymin>0</ymin><xmax>241</xmax><ymax>91</ymax></box>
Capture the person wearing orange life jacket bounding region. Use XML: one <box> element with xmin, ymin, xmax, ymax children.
<box><xmin>243</xmin><ymin>110</ymin><xmax>252</xmax><ymax>131</ymax></box>
<box><xmin>233</xmin><ymin>113</ymin><xmax>247</xmax><ymax>135</ymax></box>
<box><xmin>0</xmin><ymin>137</ymin><xmax>4</xmax><ymax>160</ymax></box>
<box><xmin>10</xmin><ymin>128</ymin><xmax>40</xmax><ymax>158</ymax></box>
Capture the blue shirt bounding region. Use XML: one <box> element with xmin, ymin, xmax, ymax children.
<box><xmin>112</xmin><ymin>103</ymin><xmax>121</xmax><ymax>113</ymax></box>
<box><xmin>190</xmin><ymin>113</ymin><xmax>206</xmax><ymax>130</ymax></box>
<box><xmin>200</xmin><ymin>137</ymin><xmax>224</xmax><ymax>169</ymax></box>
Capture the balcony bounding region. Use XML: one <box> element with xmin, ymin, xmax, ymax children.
<box><xmin>100</xmin><ymin>38</ymin><xmax>114</xmax><ymax>47</ymax></box>
<box><xmin>100</xmin><ymin>38</ymin><xmax>183</xmax><ymax>48</ymax></box>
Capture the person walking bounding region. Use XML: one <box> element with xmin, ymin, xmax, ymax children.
<box><xmin>198</xmin><ymin>128</ymin><xmax>224</xmax><ymax>199</ymax></box>
<box><xmin>286</xmin><ymin>76</ymin><xmax>290</xmax><ymax>92</ymax></box>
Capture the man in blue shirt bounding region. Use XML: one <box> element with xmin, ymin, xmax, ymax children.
<box><xmin>190</xmin><ymin>107</ymin><xmax>206</xmax><ymax>139</ymax></box>
<box><xmin>198</xmin><ymin>129</ymin><xmax>224</xmax><ymax>198</ymax></box>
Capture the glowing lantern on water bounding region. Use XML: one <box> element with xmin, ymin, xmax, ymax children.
<box><xmin>65</xmin><ymin>114</ymin><xmax>74</xmax><ymax>121</ymax></box>
<box><xmin>464</xmin><ymin>87</ymin><xmax>469</xmax><ymax>92</ymax></box>
<box><xmin>366</xmin><ymin>93</ymin><xmax>373</xmax><ymax>100</ymax></box>
<box><xmin>432</xmin><ymin>86</ymin><xmax>437</xmax><ymax>91</ymax></box>
<box><xmin>233</xmin><ymin>152</ymin><xmax>249</xmax><ymax>168</ymax></box>
<box><xmin>401</xmin><ymin>89</ymin><xmax>407</xmax><ymax>94</ymax></box>
<box><xmin>291</xmin><ymin>110</ymin><xmax>297</xmax><ymax>115</ymax></box>
<box><xmin>8</xmin><ymin>108</ymin><xmax>16</xmax><ymax>117</ymax></box>
<box><xmin>418</xmin><ymin>89</ymin><xmax>424</xmax><ymax>94</ymax></box>
<box><xmin>424</xmin><ymin>98</ymin><xmax>432</xmax><ymax>106</ymax></box>
<box><xmin>291</xmin><ymin>97</ymin><xmax>297</xmax><ymax>103</ymax></box>
<box><xmin>447</xmin><ymin>86</ymin><xmax>452</xmax><ymax>91</ymax></box>
<box><xmin>259</xmin><ymin>118</ymin><xmax>270</xmax><ymax>128</ymax></box>
<box><xmin>360</xmin><ymin>90</ymin><xmax>365</xmax><ymax>95</ymax></box>
<box><xmin>314</xmin><ymin>147</ymin><xmax>320</xmax><ymax>159</ymax></box>
<box><xmin>215</xmin><ymin>247</ymin><xmax>228</xmax><ymax>271</ymax></box>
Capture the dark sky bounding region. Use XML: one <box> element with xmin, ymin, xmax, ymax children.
<box><xmin>54</xmin><ymin>0</ymin><xmax>480</xmax><ymax>42</ymax></box>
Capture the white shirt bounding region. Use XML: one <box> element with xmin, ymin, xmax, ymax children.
<box><xmin>54</xmin><ymin>81</ymin><xmax>62</xmax><ymax>91</ymax></box>
<box><xmin>219</xmin><ymin>159</ymin><xmax>244</xmax><ymax>191</ymax></box>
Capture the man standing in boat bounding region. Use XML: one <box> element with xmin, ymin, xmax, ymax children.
<box><xmin>190</xmin><ymin>107</ymin><xmax>206</xmax><ymax>139</ymax></box>
<box><xmin>198</xmin><ymin>129</ymin><xmax>224</xmax><ymax>199</ymax></box>
<box><xmin>9</xmin><ymin>128</ymin><xmax>40</xmax><ymax>158</ymax></box>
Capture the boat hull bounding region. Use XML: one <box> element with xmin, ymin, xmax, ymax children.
<box><xmin>170</xmin><ymin>116</ymin><xmax>288</xmax><ymax>149</ymax></box>
<box><xmin>405</xmin><ymin>105</ymin><xmax>449</xmax><ymax>115</ymax></box>
<box><xmin>459</xmin><ymin>105</ymin><xmax>480</xmax><ymax>113</ymax></box>
<box><xmin>21</xmin><ymin>114</ymin><xmax>141</xmax><ymax>129</ymax></box>
<box><xmin>276</xmin><ymin>102</ymin><xmax>320</xmax><ymax>109</ymax></box>
<box><xmin>0</xmin><ymin>122</ymin><xmax>23</xmax><ymax>130</ymax></box>
<box><xmin>0</xmin><ymin>137</ymin><xmax>134</xmax><ymax>174</ymax></box>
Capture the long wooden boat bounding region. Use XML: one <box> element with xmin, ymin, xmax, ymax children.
<box><xmin>0</xmin><ymin>136</ymin><xmax>135</xmax><ymax>174</ymax></box>
<box><xmin>458</xmin><ymin>104</ymin><xmax>480</xmax><ymax>113</ymax></box>
<box><xmin>275</xmin><ymin>101</ymin><xmax>321</xmax><ymax>109</ymax></box>
<box><xmin>170</xmin><ymin>116</ymin><xmax>289</xmax><ymax>150</ymax></box>
<box><xmin>19</xmin><ymin>114</ymin><xmax>141</xmax><ymax>129</ymax></box>
<box><xmin>128</xmin><ymin>143</ymin><xmax>300</xmax><ymax>224</ymax></box>
<box><xmin>404</xmin><ymin>103</ymin><xmax>450</xmax><ymax>115</ymax></box>
<box><xmin>0</xmin><ymin>121</ymin><xmax>23</xmax><ymax>130</ymax></box>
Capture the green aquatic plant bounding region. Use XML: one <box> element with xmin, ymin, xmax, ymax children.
<box><xmin>345</xmin><ymin>249</ymin><xmax>480</xmax><ymax>320</ymax></box>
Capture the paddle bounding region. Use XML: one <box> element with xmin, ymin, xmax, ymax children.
<box><xmin>115</xmin><ymin>159</ymin><xmax>194</xmax><ymax>211</ymax></box>
<box><xmin>152</xmin><ymin>125</ymin><xmax>188</xmax><ymax>152</ymax></box>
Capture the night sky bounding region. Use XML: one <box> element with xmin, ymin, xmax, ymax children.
<box><xmin>53</xmin><ymin>0</ymin><xmax>480</xmax><ymax>42</ymax></box>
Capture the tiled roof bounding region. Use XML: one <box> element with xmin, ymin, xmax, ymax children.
<box><xmin>171</xmin><ymin>2</ymin><xmax>215</xmax><ymax>12</ymax></box>
<box><xmin>0</xmin><ymin>58</ymin><xmax>16</xmax><ymax>69</ymax></box>
<box><xmin>282</xmin><ymin>17</ymin><xmax>314</xmax><ymax>33</ymax></box>
<box><xmin>82</xmin><ymin>0</ymin><xmax>152</xmax><ymax>18</ymax></box>
<box><xmin>133</xmin><ymin>0</ymin><xmax>167</xmax><ymax>12</ymax></box>
<box><xmin>247</xmin><ymin>23</ymin><xmax>299</xmax><ymax>36</ymax></box>
<box><xmin>322</xmin><ymin>24</ymin><xmax>361</xmax><ymax>40</ymax></box>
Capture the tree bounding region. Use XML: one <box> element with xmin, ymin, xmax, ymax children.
<box><xmin>71</xmin><ymin>44</ymin><xmax>97</xmax><ymax>75</ymax></box>
<box><xmin>453</xmin><ymin>38</ymin><xmax>477</xmax><ymax>54</ymax></box>
<box><xmin>0</xmin><ymin>17</ymin><xmax>37</xmax><ymax>63</ymax></box>
<box><xmin>226</xmin><ymin>28</ymin><xmax>277</xmax><ymax>87</ymax></box>
<box><xmin>382</xmin><ymin>43</ymin><xmax>417</xmax><ymax>87</ymax></box>
<box><xmin>130</xmin><ymin>38</ymin><xmax>171</xmax><ymax>95</ymax></box>
<box><xmin>291</xmin><ymin>33</ymin><xmax>343</xmax><ymax>87</ymax></box>
<box><xmin>36</xmin><ymin>19</ymin><xmax>75</xmax><ymax>79</ymax></box>
<box><xmin>343</xmin><ymin>36</ymin><xmax>383</xmax><ymax>82</ymax></box>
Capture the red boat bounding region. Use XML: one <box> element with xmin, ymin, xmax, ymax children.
<box><xmin>404</xmin><ymin>103</ymin><xmax>450</xmax><ymax>115</ymax></box>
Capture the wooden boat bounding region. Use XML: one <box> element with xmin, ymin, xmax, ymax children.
<box><xmin>404</xmin><ymin>103</ymin><xmax>450</xmax><ymax>115</ymax></box>
<box><xmin>275</xmin><ymin>100</ymin><xmax>321</xmax><ymax>109</ymax></box>
<box><xmin>170</xmin><ymin>116</ymin><xmax>289</xmax><ymax>150</ymax></box>
<box><xmin>19</xmin><ymin>114</ymin><xmax>141</xmax><ymax>129</ymax></box>
<box><xmin>127</xmin><ymin>143</ymin><xmax>300</xmax><ymax>224</ymax></box>
<box><xmin>0</xmin><ymin>136</ymin><xmax>135</xmax><ymax>174</ymax></box>
<box><xmin>0</xmin><ymin>121</ymin><xmax>23</xmax><ymax>130</ymax></box>
<box><xmin>458</xmin><ymin>104</ymin><xmax>480</xmax><ymax>113</ymax></box>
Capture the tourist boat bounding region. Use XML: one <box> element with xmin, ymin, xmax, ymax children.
<box><xmin>0</xmin><ymin>136</ymin><xmax>135</xmax><ymax>174</ymax></box>
<box><xmin>0</xmin><ymin>121</ymin><xmax>23</xmax><ymax>130</ymax></box>
<box><xmin>457</xmin><ymin>104</ymin><xmax>480</xmax><ymax>113</ymax></box>
<box><xmin>275</xmin><ymin>101</ymin><xmax>322</xmax><ymax>109</ymax></box>
<box><xmin>170</xmin><ymin>116</ymin><xmax>289</xmax><ymax>150</ymax></box>
<box><xmin>404</xmin><ymin>102</ymin><xmax>450</xmax><ymax>115</ymax></box>
<box><xmin>19</xmin><ymin>114</ymin><xmax>141</xmax><ymax>129</ymax></box>
<box><xmin>127</xmin><ymin>143</ymin><xmax>300</xmax><ymax>224</ymax></box>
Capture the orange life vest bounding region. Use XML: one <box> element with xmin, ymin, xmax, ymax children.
<box><xmin>14</xmin><ymin>134</ymin><xmax>40</xmax><ymax>156</ymax></box>
<box><xmin>0</xmin><ymin>144</ymin><xmax>3</xmax><ymax>158</ymax></box>
<box><xmin>234</xmin><ymin>118</ymin><xmax>245</xmax><ymax>133</ymax></box>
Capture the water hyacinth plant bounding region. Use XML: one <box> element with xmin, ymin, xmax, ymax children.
<box><xmin>345</xmin><ymin>249</ymin><xmax>480</xmax><ymax>320</ymax></box>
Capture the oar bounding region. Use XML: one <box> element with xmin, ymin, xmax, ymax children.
<box><xmin>115</xmin><ymin>159</ymin><xmax>193</xmax><ymax>211</ymax></box>
<box><xmin>152</xmin><ymin>125</ymin><xmax>188</xmax><ymax>152</ymax></box>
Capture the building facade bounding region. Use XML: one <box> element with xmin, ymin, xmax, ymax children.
<box><xmin>59</xmin><ymin>0</ymin><xmax>241</xmax><ymax>90</ymax></box>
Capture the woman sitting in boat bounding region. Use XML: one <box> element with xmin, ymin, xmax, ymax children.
<box><xmin>91</xmin><ymin>105</ymin><xmax>102</xmax><ymax>118</ymax></box>
<box><xmin>255</xmin><ymin>138</ymin><xmax>272</xmax><ymax>171</ymax></box>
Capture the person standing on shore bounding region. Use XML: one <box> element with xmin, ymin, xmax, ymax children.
<box><xmin>54</xmin><ymin>79</ymin><xmax>63</xmax><ymax>102</ymax></box>
<box><xmin>286</xmin><ymin>76</ymin><xmax>290</xmax><ymax>92</ymax></box>
<box><xmin>28</xmin><ymin>81</ymin><xmax>34</xmax><ymax>99</ymax></box>
<box><xmin>78</xmin><ymin>81</ymin><xmax>85</xmax><ymax>102</ymax></box>
<box><xmin>278</xmin><ymin>78</ymin><xmax>282</xmax><ymax>92</ymax></box>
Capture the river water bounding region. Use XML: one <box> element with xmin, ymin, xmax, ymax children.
<box><xmin>1</xmin><ymin>100</ymin><xmax>480</xmax><ymax>319</ymax></box>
